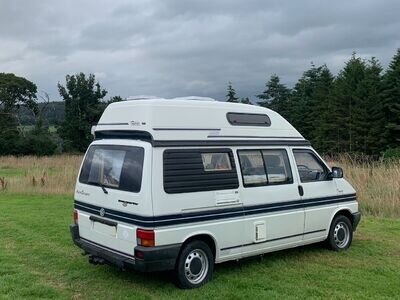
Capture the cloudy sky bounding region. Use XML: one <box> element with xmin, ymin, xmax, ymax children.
<box><xmin>1</xmin><ymin>0</ymin><xmax>399</xmax><ymax>101</ymax></box>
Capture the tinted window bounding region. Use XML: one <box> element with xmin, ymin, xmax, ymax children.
<box><xmin>238</xmin><ymin>149</ymin><xmax>293</xmax><ymax>187</ymax></box>
<box><xmin>79</xmin><ymin>145</ymin><xmax>144</xmax><ymax>193</ymax></box>
<box><xmin>227</xmin><ymin>113</ymin><xmax>271</xmax><ymax>127</ymax></box>
<box><xmin>293</xmin><ymin>150</ymin><xmax>328</xmax><ymax>182</ymax></box>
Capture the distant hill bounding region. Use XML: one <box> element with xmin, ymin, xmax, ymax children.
<box><xmin>17</xmin><ymin>101</ymin><xmax>109</xmax><ymax>126</ymax></box>
<box><xmin>18</xmin><ymin>101</ymin><xmax>65</xmax><ymax>126</ymax></box>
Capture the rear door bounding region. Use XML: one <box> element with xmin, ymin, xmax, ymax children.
<box><xmin>291</xmin><ymin>148</ymin><xmax>339</xmax><ymax>238</ymax></box>
<box><xmin>74</xmin><ymin>140</ymin><xmax>152</xmax><ymax>257</ymax></box>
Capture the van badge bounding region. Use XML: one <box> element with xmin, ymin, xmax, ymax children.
<box><xmin>131</xmin><ymin>121</ymin><xmax>141</xmax><ymax>126</ymax></box>
<box><xmin>99</xmin><ymin>208</ymin><xmax>105</xmax><ymax>217</ymax></box>
<box><xmin>76</xmin><ymin>189</ymin><xmax>90</xmax><ymax>196</ymax></box>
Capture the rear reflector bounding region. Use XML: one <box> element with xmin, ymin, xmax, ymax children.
<box><xmin>73</xmin><ymin>209</ymin><xmax>78</xmax><ymax>224</ymax></box>
<box><xmin>134</xmin><ymin>249</ymin><xmax>144</xmax><ymax>259</ymax></box>
<box><xmin>136</xmin><ymin>228</ymin><xmax>155</xmax><ymax>247</ymax></box>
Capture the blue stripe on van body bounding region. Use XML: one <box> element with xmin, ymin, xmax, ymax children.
<box><xmin>74</xmin><ymin>193</ymin><xmax>356</xmax><ymax>228</ymax></box>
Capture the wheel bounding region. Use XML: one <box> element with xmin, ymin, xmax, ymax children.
<box><xmin>175</xmin><ymin>240</ymin><xmax>214</xmax><ymax>289</ymax></box>
<box><xmin>326</xmin><ymin>215</ymin><xmax>353</xmax><ymax>251</ymax></box>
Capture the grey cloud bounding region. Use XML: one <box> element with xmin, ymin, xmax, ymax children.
<box><xmin>0</xmin><ymin>0</ymin><xmax>398</xmax><ymax>101</ymax></box>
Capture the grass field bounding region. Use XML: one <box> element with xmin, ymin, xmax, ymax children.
<box><xmin>0</xmin><ymin>155</ymin><xmax>400</xmax><ymax>299</ymax></box>
<box><xmin>0</xmin><ymin>194</ymin><xmax>399</xmax><ymax>299</ymax></box>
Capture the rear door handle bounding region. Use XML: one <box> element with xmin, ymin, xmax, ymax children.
<box><xmin>89</xmin><ymin>215</ymin><xmax>118</xmax><ymax>227</ymax></box>
<box><xmin>215</xmin><ymin>190</ymin><xmax>240</xmax><ymax>206</ymax></box>
<box><xmin>298</xmin><ymin>185</ymin><xmax>304</xmax><ymax>197</ymax></box>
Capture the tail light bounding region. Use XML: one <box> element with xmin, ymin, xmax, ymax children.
<box><xmin>73</xmin><ymin>209</ymin><xmax>78</xmax><ymax>224</ymax></box>
<box><xmin>136</xmin><ymin>228</ymin><xmax>155</xmax><ymax>247</ymax></box>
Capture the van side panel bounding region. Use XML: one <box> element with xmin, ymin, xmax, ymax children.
<box><xmin>151</xmin><ymin>145</ymin><xmax>359</xmax><ymax>264</ymax></box>
<box><xmin>151</xmin><ymin>147</ymin><xmax>246</xmax><ymax>261</ymax></box>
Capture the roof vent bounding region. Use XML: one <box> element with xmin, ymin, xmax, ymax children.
<box><xmin>172</xmin><ymin>96</ymin><xmax>216</xmax><ymax>102</ymax></box>
<box><xmin>126</xmin><ymin>95</ymin><xmax>160</xmax><ymax>100</ymax></box>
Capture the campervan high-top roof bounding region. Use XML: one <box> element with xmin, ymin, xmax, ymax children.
<box><xmin>95</xmin><ymin>98</ymin><xmax>308</xmax><ymax>146</ymax></box>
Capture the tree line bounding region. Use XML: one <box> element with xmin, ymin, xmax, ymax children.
<box><xmin>226</xmin><ymin>50</ymin><xmax>400</xmax><ymax>157</ymax></box>
<box><xmin>0</xmin><ymin>49</ymin><xmax>399</xmax><ymax>156</ymax></box>
<box><xmin>0</xmin><ymin>72</ymin><xmax>121</xmax><ymax>155</ymax></box>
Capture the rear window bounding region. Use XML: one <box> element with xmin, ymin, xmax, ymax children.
<box><xmin>79</xmin><ymin>145</ymin><xmax>144</xmax><ymax>193</ymax></box>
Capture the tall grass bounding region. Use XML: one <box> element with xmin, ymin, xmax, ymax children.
<box><xmin>0</xmin><ymin>154</ymin><xmax>399</xmax><ymax>217</ymax></box>
<box><xmin>0</xmin><ymin>155</ymin><xmax>81</xmax><ymax>195</ymax></box>
<box><xmin>329</xmin><ymin>155</ymin><xmax>400</xmax><ymax>217</ymax></box>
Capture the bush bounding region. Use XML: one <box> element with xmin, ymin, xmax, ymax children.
<box><xmin>16</xmin><ymin>132</ymin><xmax>57</xmax><ymax>156</ymax></box>
<box><xmin>383</xmin><ymin>148</ymin><xmax>400</xmax><ymax>160</ymax></box>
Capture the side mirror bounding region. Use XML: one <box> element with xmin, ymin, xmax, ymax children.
<box><xmin>329</xmin><ymin>167</ymin><xmax>343</xmax><ymax>179</ymax></box>
<box><xmin>91</xmin><ymin>125</ymin><xmax>97</xmax><ymax>137</ymax></box>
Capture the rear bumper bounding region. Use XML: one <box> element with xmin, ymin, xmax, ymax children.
<box><xmin>352</xmin><ymin>212</ymin><xmax>361</xmax><ymax>231</ymax></box>
<box><xmin>70</xmin><ymin>224</ymin><xmax>181</xmax><ymax>272</ymax></box>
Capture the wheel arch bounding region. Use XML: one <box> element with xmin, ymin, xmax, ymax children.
<box><xmin>180</xmin><ymin>232</ymin><xmax>218</xmax><ymax>261</ymax></box>
<box><xmin>330</xmin><ymin>208</ymin><xmax>355</xmax><ymax>229</ymax></box>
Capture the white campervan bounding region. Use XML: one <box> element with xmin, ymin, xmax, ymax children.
<box><xmin>70</xmin><ymin>97</ymin><xmax>361</xmax><ymax>288</ymax></box>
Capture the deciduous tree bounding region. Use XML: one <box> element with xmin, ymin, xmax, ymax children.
<box><xmin>0</xmin><ymin>73</ymin><xmax>38</xmax><ymax>155</ymax></box>
<box><xmin>58</xmin><ymin>73</ymin><xmax>107</xmax><ymax>152</ymax></box>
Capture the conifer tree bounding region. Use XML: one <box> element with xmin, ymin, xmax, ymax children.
<box><xmin>240</xmin><ymin>97</ymin><xmax>251</xmax><ymax>104</ymax></box>
<box><xmin>332</xmin><ymin>53</ymin><xmax>367</xmax><ymax>152</ymax></box>
<box><xmin>309</xmin><ymin>65</ymin><xmax>335</xmax><ymax>153</ymax></box>
<box><xmin>359</xmin><ymin>57</ymin><xmax>384</xmax><ymax>154</ymax></box>
<box><xmin>226</xmin><ymin>82</ymin><xmax>239</xmax><ymax>103</ymax></box>
<box><xmin>381</xmin><ymin>49</ymin><xmax>400</xmax><ymax>149</ymax></box>
<box><xmin>286</xmin><ymin>65</ymin><xmax>320</xmax><ymax>141</ymax></box>
<box><xmin>257</xmin><ymin>75</ymin><xmax>291</xmax><ymax>118</ymax></box>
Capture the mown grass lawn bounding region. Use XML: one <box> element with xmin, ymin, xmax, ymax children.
<box><xmin>0</xmin><ymin>167</ymin><xmax>61</xmax><ymax>178</ymax></box>
<box><xmin>0</xmin><ymin>194</ymin><xmax>399</xmax><ymax>299</ymax></box>
<box><xmin>0</xmin><ymin>168</ymin><xmax>26</xmax><ymax>178</ymax></box>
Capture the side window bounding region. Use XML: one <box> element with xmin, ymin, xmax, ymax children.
<box><xmin>163</xmin><ymin>149</ymin><xmax>239</xmax><ymax>194</ymax></box>
<box><xmin>238</xmin><ymin>151</ymin><xmax>268</xmax><ymax>186</ymax></box>
<box><xmin>293</xmin><ymin>150</ymin><xmax>328</xmax><ymax>182</ymax></box>
<box><xmin>238</xmin><ymin>149</ymin><xmax>293</xmax><ymax>187</ymax></box>
<box><xmin>201</xmin><ymin>153</ymin><xmax>232</xmax><ymax>171</ymax></box>
<box><xmin>262</xmin><ymin>150</ymin><xmax>293</xmax><ymax>184</ymax></box>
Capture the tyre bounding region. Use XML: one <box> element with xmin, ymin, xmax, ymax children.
<box><xmin>326</xmin><ymin>215</ymin><xmax>353</xmax><ymax>251</ymax></box>
<box><xmin>175</xmin><ymin>240</ymin><xmax>214</xmax><ymax>289</ymax></box>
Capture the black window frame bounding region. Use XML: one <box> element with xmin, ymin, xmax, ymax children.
<box><xmin>237</xmin><ymin>148</ymin><xmax>294</xmax><ymax>188</ymax></box>
<box><xmin>227</xmin><ymin>112</ymin><xmax>271</xmax><ymax>127</ymax></box>
<box><xmin>79</xmin><ymin>144</ymin><xmax>144</xmax><ymax>193</ymax></box>
<box><xmin>292</xmin><ymin>149</ymin><xmax>330</xmax><ymax>183</ymax></box>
